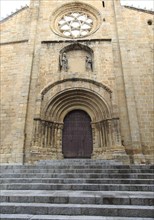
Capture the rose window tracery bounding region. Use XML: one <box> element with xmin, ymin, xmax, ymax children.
<box><xmin>58</xmin><ymin>12</ymin><xmax>93</xmax><ymax>38</ymax></box>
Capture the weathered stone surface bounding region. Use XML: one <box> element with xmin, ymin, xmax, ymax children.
<box><xmin>0</xmin><ymin>0</ymin><xmax>153</xmax><ymax>164</ymax></box>
<box><xmin>0</xmin><ymin>160</ymin><xmax>153</xmax><ymax>218</ymax></box>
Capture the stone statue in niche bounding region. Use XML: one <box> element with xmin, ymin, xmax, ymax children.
<box><xmin>86</xmin><ymin>55</ymin><xmax>93</xmax><ymax>71</ymax></box>
<box><xmin>60</xmin><ymin>53</ymin><xmax>68</xmax><ymax>71</ymax></box>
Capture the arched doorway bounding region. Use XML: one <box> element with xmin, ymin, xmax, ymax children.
<box><xmin>62</xmin><ymin>110</ymin><xmax>93</xmax><ymax>158</ymax></box>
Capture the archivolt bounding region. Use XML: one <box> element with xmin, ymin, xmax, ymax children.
<box><xmin>43</xmin><ymin>89</ymin><xmax>111</xmax><ymax>123</ymax></box>
<box><xmin>41</xmin><ymin>78</ymin><xmax>112</xmax><ymax>95</ymax></box>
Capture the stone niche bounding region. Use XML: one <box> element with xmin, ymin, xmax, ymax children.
<box><xmin>67</xmin><ymin>50</ymin><xmax>91</xmax><ymax>72</ymax></box>
<box><xmin>59</xmin><ymin>43</ymin><xmax>93</xmax><ymax>73</ymax></box>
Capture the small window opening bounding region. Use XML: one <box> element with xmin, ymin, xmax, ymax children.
<box><xmin>147</xmin><ymin>19</ymin><xmax>152</xmax><ymax>25</ymax></box>
<box><xmin>102</xmin><ymin>1</ymin><xmax>105</xmax><ymax>8</ymax></box>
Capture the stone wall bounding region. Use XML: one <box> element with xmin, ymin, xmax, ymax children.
<box><xmin>0</xmin><ymin>42</ymin><xmax>29</xmax><ymax>164</ymax></box>
<box><xmin>123</xmin><ymin>8</ymin><xmax>154</xmax><ymax>161</ymax></box>
<box><xmin>0</xmin><ymin>5</ymin><xmax>36</xmax><ymax>164</ymax></box>
<box><xmin>117</xmin><ymin>6</ymin><xmax>154</xmax><ymax>162</ymax></box>
<box><xmin>0</xmin><ymin>0</ymin><xmax>153</xmax><ymax>164</ymax></box>
<box><xmin>0</xmin><ymin>7</ymin><xmax>30</xmax><ymax>42</ymax></box>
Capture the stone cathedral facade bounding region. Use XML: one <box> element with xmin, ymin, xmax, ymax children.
<box><xmin>0</xmin><ymin>0</ymin><xmax>153</xmax><ymax>164</ymax></box>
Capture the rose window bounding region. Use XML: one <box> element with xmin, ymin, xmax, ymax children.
<box><xmin>58</xmin><ymin>12</ymin><xmax>93</xmax><ymax>38</ymax></box>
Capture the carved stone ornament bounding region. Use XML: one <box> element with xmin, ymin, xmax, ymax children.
<box><xmin>58</xmin><ymin>12</ymin><xmax>93</xmax><ymax>38</ymax></box>
<box><xmin>51</xmin><ymin>2</ymin><xmax>101</xmax><ymax>38</ymax></box>
<box><xmin>86</xmin><ymin>55</ymin><xmax>93</xmax><ymax>71</ymax></box>
<box><xmin>59</xmin><ymin>53</ymin><xmax>68</xmax><ymax>71</ymax></box>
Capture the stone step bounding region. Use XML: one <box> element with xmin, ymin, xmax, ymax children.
<box><xmin>1</xmin><ymin>173</ymin><xmax>153</xmax><ymax>179</ymax></box>
<box><xmin>1</xmin><ymin>190</ymin><xmax>153</xmax><ymax>206</ymax></box>
<box><xmin>36</xmin><ymin>159</ymin><xmax>153</xmax><ymax>166</ymax></box>
<box><xmin>0</xmin><ymin>203</ymin><xmax>153</xmax><ymax>217</ymax></box>
<box><xmin>0</xmin><ymin>214</ymin><xmax>153</xmax><ymax>220</ymax></box>
<box><xmin>1</xmin><ymin>168</ymin><xmax>153</xmax><ymax>174</ymax></box>
<box><xmin>0</xmin><ymin>161</ymin><xmax>153</xmax><ymax>218</ymax></box>
<box><xmin>0</xmin><ymin>177</ymin><xmax>153</xmax><ymax>184</ymax></box>
<box><xmin>1</xmin><ymin>164</ymin><xmax>153</xmax><ymax>170</ymax></box>
<box><xmin>0</xmin><ymin>183</ymin><xmax>153</xmax><ymax>191</ymax></box>
<box><xmin>37</xmin><ymin>159</ymin><xmax>124</xmax><ymax>165</ymax></box>
<box><xmin>1</xmin><ymin>164</ymin><xmax>153</xmax><ymax>168</ymax></box>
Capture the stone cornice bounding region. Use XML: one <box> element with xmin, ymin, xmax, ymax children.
<box><xmin>0</xmin><ymin>6</ymin><xmax>29</xmax><ymax>23</ymax></box>
<box><xmin>124</xmin><ymin>6</ymin><xmax>154</xmax><ymax>15</ymax></box>
<box><xmin>0</xmin><ymin>40</ymin><xmax>28</xmax><ymax>46</ymax></box>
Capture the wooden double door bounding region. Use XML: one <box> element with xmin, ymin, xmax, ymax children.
<box><xmin>62</xmin><ymin>110</ymin><xmax>93</xmax><ymax>158</ymax></box>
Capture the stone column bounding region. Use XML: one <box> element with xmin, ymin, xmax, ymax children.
<box><xmin>44</xmin><ymin>122</ymin><xmax>48</xmax><ymax>148</ymax></box>
<box><xmin>47</xmin><ymin>122</ymin><xmax>52</xmax><ymax>147</ymax></box>
<box><xmin>101</xmin><ymin>121</ymin><xmax>106</xmax><ymax>150</ymax></box>
<box><xmin>91</xmin><ymin>123</ymin><xmax>96</xmax><ymax>158</ymax></box>
<box><xmin>51</xmin><ymin>123</ymin><xmax>57</xmax><ymax>157</ymax></box>
<box><xmin>57</xmin><ymin>124</ymin><xmax>64</xmax><ymax>159</ymax></box>
<box><xmin>97</xmin><ymin>122</ymin><xmax>102</xmax><ymax>148</ymax></box>
<box><xmin>107</xmin><ymin>119</ymin><xmax>113</xmax><ymax>148</ymax></box>
<box><xmin>103</xmin><ymin>120</ymin><xmax>108</xmax><ymax>148</ymax></box>
<box><xmin>54</xmin><ymin>124</ymin><xmax>58</xmax><ymax>149</ymax></box>
<box><xmin>40</xmin><ymin>121</ymin><xmax>45</xmax><ymax>148</ymax></box>
<box><xmin>51</xmin><ymin>123</ymin><xmax>55</xmax><ymax>148</ymax></box>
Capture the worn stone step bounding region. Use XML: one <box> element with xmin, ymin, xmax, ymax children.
<box><xmin>0</xmin><ymin>214</ymin><xmax>153</xmax><ymax>220</ymax></box>
<box><xmin>0</xmin><ymin>177</ymin><xmax>153</xmax><ymax>184</ymax></box>
<box><xmin>0</xmin><ymin>165</ymin><xmax>131</xmax><ymax>170</ymax></box>
<box><xmin>1</xmin><ymin>190</ymin><xmax>153</xmax><ymax>206</ymax></box>
<box><xmin>1</xmin><ymin>163</ymin><xmax>153</xmax><ymax>168</ymax></box>
<box><xmin>0</xmin><ymin>203</ymin><xmax>153</xmax><ymax>217</ymax></box>
<box><xmin>0</xmin><ymin>183</ymin><xmax>153</xmax><ymax>191</ymax></box>
<box><xmin>0</xmin><ymin>162</ymin><xmax>153</xmax><ymax>219</ymax></box>
<box><xmin>37</xmin><ymin>159</ymin><xmax>123</xmax><ymax>165</ymax></box>
<box><xmin>37</xmin><ymin>159</ymin><xmax>153</xmax><ymax>167</ymax></box>
<box><xmin>1</xmin><ymin>173</ymin><xmax>153</xmax><ymax>179</ymax></box>
<box><xmin>1</xmin><ymin>164</ymin><xmax>153</xmax><ymax>170</ymax></box>
<box><xmin>1</xmin><ymin>168</ymin><xmax>153</xmax><ymax>174</ymax></box>
<box><xmin>1</xmin><ymin>166</ymin><xmax>153</xmax><ymax>171</ymax></box>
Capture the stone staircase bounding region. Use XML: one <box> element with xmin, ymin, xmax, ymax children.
<box><xmin>0</xmin><ymin>159</ymin><xmax>154</xmax><ymax>220</ymax></box>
